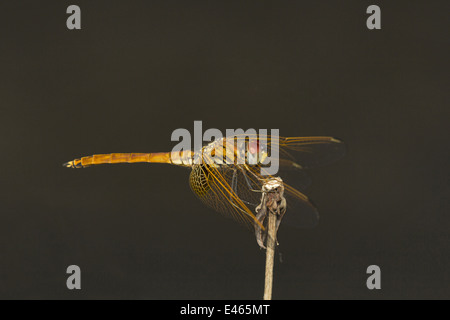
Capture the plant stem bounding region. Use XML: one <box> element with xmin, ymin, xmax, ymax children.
<box><xmin>263</xmin><ymin>209</ymin><xmax>277</xmax><ymax>300</ymax></box>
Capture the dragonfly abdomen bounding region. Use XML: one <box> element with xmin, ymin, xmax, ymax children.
<box><xmin>63</xmin><ymin>152</ymin><xmax>172</xmax><ymax>168</ymax></box>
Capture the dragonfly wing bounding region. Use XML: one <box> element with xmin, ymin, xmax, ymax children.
<box><xmin>276</xmin><ymin>159</ymin><xmax>313</xmax><ymax>191</ymax></box>
<box><xmin>220</xmin><ymin>134</ymin><xmax>345</xmax><ymax>169</ymax></box>
<box><xmin>282</xmin><ymin>182</ymin><xmax>319</xmax><ymax>228</ymax></box>
<box><xmin>274</xmin><ymin>136</ymin><xmax>346</xmax><ymax>169</ymax></box>
<box><xmin>188</xmin><ymin>135</ymin><xmax>344</xmax><ymax>230</ymax></box>
<box><xmin>189</xmin><ymin>164</ymin><xmax>264</xmax><ymax>230</ymax></box>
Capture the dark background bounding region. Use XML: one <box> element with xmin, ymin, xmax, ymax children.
<box><xmin>0</xmin><ymin>1</ymin><xmax>448</xmax><ymax>299</ymax></box>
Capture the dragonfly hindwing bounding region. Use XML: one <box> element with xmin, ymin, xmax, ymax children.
<box><xmin>189</xmin><ymin>165</ymin><xmax>211</xmax><ymax>197</ymax></box>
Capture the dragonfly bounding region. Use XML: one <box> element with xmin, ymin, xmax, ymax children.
<box><xmin>63</xmin><ymin>135</ymin><xmax>345</xmax><ymax>233</ymax></box>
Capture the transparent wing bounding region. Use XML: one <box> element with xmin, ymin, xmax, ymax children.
<box><xmin>225</xmin><ymin>134</ymin><xmax>346</xmax><ymax>169</ymax></box>
<box><xmin>275</xmin><ymin>136</ymin><xmax>346</xmax><ymax>169</ymax></box>
<box><xmin>189</xmin><ymin>164</ymin><xmax>264</xmax><ymax>230</ymax></box>
<box><xmin>189</xmin><ymin>163</ymin><xmax>319</xmax><ymax>230</ymax></box>
<box><xmin>189</xmin><ymin>135</ymin><xmax>344</xmax><ymax>230</ymax></box>
<box><xmin>277</xmin><ymin>159</ymin><xmax>313</xmax><ymax>191</ymax></box>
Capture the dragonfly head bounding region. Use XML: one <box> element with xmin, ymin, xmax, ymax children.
<box><xmin>248</xmin><ymin>140</ymin><xmax>268</xmax><ymax>165</ymax></box>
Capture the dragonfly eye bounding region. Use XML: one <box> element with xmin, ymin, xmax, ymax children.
<box><xmin>249</xmin><ymin>140</ymin><xmax>259</xmax><ymax>155</ymax></box>
<box><xmin>247</xmin><ymin>140</ymin><xmax>268</xmax><ymax>165</ymax></box>
<box><xmin>247</xmin><ymin>140</ymin><xmax>260</xmax><ymax>165</ymax></box>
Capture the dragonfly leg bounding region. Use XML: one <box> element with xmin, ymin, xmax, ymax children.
<box><xmin>228</xmin><ymin>169</ymin><xmax>254</xmax><ymax>217</ymax></box>
<box><xmin>231</xmin><ymin>168</ymin><xmax>238</xmax><ymax>196</ymax></box>
<box><xmin>229</xmin><ymin>166</ymin><xmax>262</xmax><ymax>208</ymax></box>
<box><xmin>239</xmin><ymin>166</ymin><xmax>263</xmax><ymax>193</ymax></box>
<box><xmin>228</xmin><ymin>168</ymin><xmax>256</xmax><ymax>207</ymax></box>
<box><xmin>229</xmin><ymin>199</ymin><xmax>255</xmax><ymax>220</ymax></box>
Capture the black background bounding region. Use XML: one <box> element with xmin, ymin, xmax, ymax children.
<box><xmin>0</xmin><ymin>1</ymin><xmax>449</xmax><ymax>299</ymax></box>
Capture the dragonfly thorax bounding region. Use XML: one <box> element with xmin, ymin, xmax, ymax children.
<box><xmin>194</xmin><ymin>137</ymin><xmax>268</xmax><ymax>167</ymax></box>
